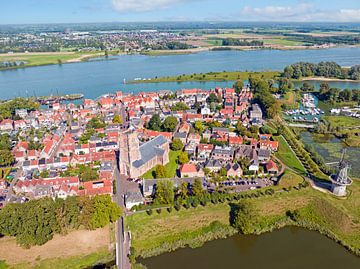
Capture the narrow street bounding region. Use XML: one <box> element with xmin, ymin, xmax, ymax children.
<box><xmin>114</xmin><ymin>165</ymin><xmax>132</xmax><ymax>269</ymax></box>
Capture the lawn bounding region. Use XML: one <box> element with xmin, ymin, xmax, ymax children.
<box><xmin>273</xmin><ymin>135</ymin><xmax>306</xmax><ymax>174</ymax></box>
<box><xmin>142</xmin><ymin>150</ymin><xmax>181</xmax><ymax>179</ymax></box>
<box><xmin>131</xmin><ymin>71</ymin><xmax>280</xmax><ymax>84</ymax></box>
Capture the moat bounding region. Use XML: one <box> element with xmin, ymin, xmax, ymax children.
<box><xmin>140</xmin><ymin>227</ymin><xmax>360</xmax><ymax>269</ymax></box>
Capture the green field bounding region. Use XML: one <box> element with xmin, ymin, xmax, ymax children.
<box><xmin>142</xmin><ymin>150</ymin><xmax>181</xmax><ymax>179</ymax></box>
<box><xmin>131</xmin><ymin>71</ymin><xmax>280</xmax><ymax>84</ymax></box>
<box><xmin>274</xmin><ymin>135</ymin><xmax>306</xmax><ymax>174</ymax></box>
<box><xmin>0</xmin><ymin>51</ymin><xmax>110</xmax><ymax>70</ymax></box>
<box><xmin>323</xmin><ymin>116</ymin><xmax>360</xmax><ymax>128</ymax></box>
<box><xmin>263</xmin><ymin>38</ymin><xmax>306</xmax><ymax>46</ymax></box>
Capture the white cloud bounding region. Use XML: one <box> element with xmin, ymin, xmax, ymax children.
<box><xmin>112</xmin><ymin>0</ymin><xmax>192</xmax><ymax>12</ymax></box>
<box><xmin>240</xmin><ymin>3</ymin><xmax>360</xmax><ymax>22</ymax></box>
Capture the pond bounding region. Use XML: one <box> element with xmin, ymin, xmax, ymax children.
<box><xmin>140</xmin><ymin>227</ymin><xmax>359</xmax><ymax>269</ymax></box>
<box><xmin>300</xmin><ymin>132</ymin><xmax>360</xmax><ymax>177</ymax></box>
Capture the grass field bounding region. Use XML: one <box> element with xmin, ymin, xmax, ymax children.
<box><xmin>323</xmin><ymin>116</ymin><xmax>360</xmax><ymax>128</ymax></box>
<box><xmin>126</xmin><ymin>179</ymin><xmax>360</xmax><ymax>258</ymax></box>
<box><xmin>263</xmin><ymin>38</ymin><xmax>306</xmax><ymax>46</ymax></box>
<box><xmin>0</xmin><ymin>226</ymin><xmax>112</xmax><ymax>268</ymax></box>
<box><xmin>274</xmin><ymin>135</ymin><xmax>306</xmax><ymax>174</ymax></box>
<box><xmin>142</xmin><ymin>150</ymin><xmax>181</xmax><ymax>179</ymax></box>
<box><xmin>280</xmin><ymin>91</ymin><xmax>299</xmax><ymax>109</ymax></box>
<box><xmin>131</xmin><ymin>71</ymin><xmax>280</xmax><ymax>84</ymax></box>
<box><xmin>0</xmin><ymin>51</ymin><xmax>108</xmax><ymax>70</ymax></box>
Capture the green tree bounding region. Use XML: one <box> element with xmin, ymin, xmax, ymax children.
<box><xmin>171</xmin><ymin>138</ymin><xmax>184</xmax><ymax>151</ymax></box>
<box><xmin>147</xmin><ymin>114</ymin><xmax>162</xmax><ymax>131</ymax></box>
<box><xmin>178</xmin><ymin>182</ymin><xmax>189</xmax><ymax>200</ymax></box>
<box><xmin>233</xmin><ymin>80</ymin><xmax>244</xmax><ymax>94</ymax></box>
<box><xmin>194</xmin><ymin>120</ymin><xmax>205</xmax><ymax>134</ymax></box>
<box><xmin>171</xmin><ymin>102</ymin><xmax>189</xmax><ymax>111</ymax></box>
<box><xmin>154</xmin><ymin>180</ymin><xmax>174</xmax><ymax>205</ymax></box>
<box><xmin>178</xmin><ymin>151</ymin><xmax>189</xmax><ymax>164</ymax></box>
<box><xmin>90</xmin><ymin>195</ymin><xmax>122</xmax><ymax>229</ymax></box>
<box><xmin>113</xmin><ymin>114</ymin><xmax>122</xmax><ymax>124</ymax></box>
<box><xmin>230</xmin><ymin>200</ymin><xmax>258</xmax><ymax>234</ymax></box>
<box><xmin>162</xmin><ymin>116</ymin><xmax>178</xmax><ymax>132</ymax></box>
<box><xmin>154</xmin><ymin>165</ymin><xmax>167</xmax><ymax>178</ymax></box>
<box><xmin>0</xmin><ymin>150</ymin><xmax>14</xmax><ymax>166</ymax></box>
<box><xmin>191</xmin><ymin>178</ymin><xmax>203</xmax><ymax>196</ymax></box>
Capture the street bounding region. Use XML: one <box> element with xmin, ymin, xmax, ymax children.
<box><xmin>114</xmin><ymin>165</ymin><xmax>132</xmax><ymax>269</ymax></box>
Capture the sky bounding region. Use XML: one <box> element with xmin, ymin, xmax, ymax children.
<box><xmin>1</xmin><ymin>0</ymin><xmax>360</xmax><ymax>24</ymax></box>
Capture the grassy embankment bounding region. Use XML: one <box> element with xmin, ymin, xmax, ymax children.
<box><xmin>126</xmin><ymin>178</ymin><xmax>360</xmax><ymax>259</ymax></box>
<box><xmin>0</xmin><ymin>226</ymin><xmax>114</xmax><ymax>269</ymax></box>
<box><xmin>130</xmin><ymin>71</ymin><xmax>280</xmax><ymax>84</ymax></box>
<box><xmin>0</xmin><ymin>51</ymin><xmax>119</xmax><ymax>70</ymax></box>
<box><xmin>273</xmin><ymin>135</ymin><xmax>306</xmax><ymax>174</ymax></box>
<box><xmin>142</xmin><ymin>150</ymin><xmax>181</xmax><ymax>179</ymax></box>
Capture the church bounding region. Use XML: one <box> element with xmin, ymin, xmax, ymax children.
<box><xmin>119</xmin><ymin>130</ymin><xmax>169</xmax><ymax>178</ymax></box>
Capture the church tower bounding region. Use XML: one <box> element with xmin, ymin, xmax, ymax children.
<box><xmin>119</xmin><ymin>130</ymin><xmax>141</xmax><ymax>177</ymax></box>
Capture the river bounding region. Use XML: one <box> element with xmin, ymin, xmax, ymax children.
<box><xmin>140</xmin><ymin>227</ymin><xmax>360</xmax><ymax>269</ymax></box>
<box><xmin>1</xmin><ymin>47</ymin><xmax>360</xmax><ymax>99</ymax></box>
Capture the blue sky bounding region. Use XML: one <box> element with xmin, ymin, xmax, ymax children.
<box><xmin>1</xmin><ymin>0</ymin><xmax>360</xmax><ymax>24</ymax></box>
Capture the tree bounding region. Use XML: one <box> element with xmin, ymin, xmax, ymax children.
<box><xmin>194</xmin><ymin>120</ymin><xmax>205</xmax><ymax>134</ymax></box>
<box><xmin>191</xmin><ymin>178</ymin><xmax>203</xmax><ymax>196</ymax></box>
<box><xmin>154</xmin><ymin>180</ymin><xmax>174</xmax><ymax>205</ymax></box>
<box><xmin>90</xmin><ymin>195</ymin><xmax>122</xmax><ymax>229</ymax></box>
<box><xmin>230</xmin><ymin>200</ymin><xmax>258</xmax><ymax>234</ymax></box>
<box><xmin>162</xmin><ymin>116</ymin><xmax>178</xmax><ymax>132</ymax></box>
<box><xmin>233</xmin><ymin>80</ymin><xmax>244</xmax><ymax>94</ymax></box>
<box><xmin>207</xmin><ymin>93</ymin><xmax>221</xmax><ymax>104</ymax></box>
<box><xmin>178</xmin><ymin>182</ymin><xmax>189</xmax><ymax>200</ymax></box>
<box><xmin>154</xmin><ymin>165</ymin><xmax>167</xmax><ymax>178</ymax></box>
<box><xmin>147</xmin><ymin>114</ymin><xmax>162</xmax><ymax>131</ymax></box>
<box><xmin>219</xmin><ymin>167</ymin><xmax>227</xmax><ymax>177</ymax></box>
<box><xmin>178</xmin><ymin>151</ymin><xmax>189</xmax><ymax>164</ymax></box>
<box><xmin>113</xmin><ymin>114</ymin><xmax>122</xmax><ymax>124</ymax></box>
<box><xmin>0</xmin><ymin>150</ymin><xmax>14</xmax><ymax>166</ymax></box>
<box><xmin>300</xmin><ymin>82</ymin><xmax>315</xmax><ymax>92</ymax></box>
<box><xmin>171</xmin><ymin>138</ymin><xmax>184</xmax><ymax>151</ymax></box>
<box><xmin>171</xmin><ymin>102</ymin><xmax>189</xmax><ymax>111</ymax></box>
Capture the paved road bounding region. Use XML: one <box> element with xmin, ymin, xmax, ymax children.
<box><xmin>114</xmin><ymin>166</ymin><xmax>132</xmax><ymax>269</ymax></box>
<box><xmin>4</xmin><ymin>166</ymin><xmax>22</xmax><ymax>204</ymax></box>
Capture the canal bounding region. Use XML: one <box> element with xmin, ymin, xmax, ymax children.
<box><xmin>140</xmin><ymin>227</ymin><xmax>360</xmax><ymax>269</ymax></box>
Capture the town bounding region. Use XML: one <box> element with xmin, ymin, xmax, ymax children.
<box><xmin>0</xmin><ymin>85</ymin><xmax>283</xmax><ymax>211</ymax></box>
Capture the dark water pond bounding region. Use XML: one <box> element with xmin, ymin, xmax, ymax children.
<box><xmin>141</xmin><ymin>227</ymin><xmax>359</xmax><ymax>269</ymax></box>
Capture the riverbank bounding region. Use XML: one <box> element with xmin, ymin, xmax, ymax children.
<box><xmin>129</xmin><ymin>71</ymin><xmax>280</xmax><ymax>83</ymax></box>
<box><xmin>0</xmin><ymin>51</ymin><xmax>121</xmax><ymax>71</ymax></box>
<box><xmin>127</xmin><ymin>179</ymin><xmax>360</xmax><ymax>262</ymax></box>
<box><xmin>301</xmin><ymin>77</ymin><xmax>360</xmax><ymax>83</ymax></box>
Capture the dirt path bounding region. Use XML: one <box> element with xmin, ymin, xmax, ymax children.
<box><xmin>0</xmin><ymin>226</ymin><xmax>110</xmax><ymax>265</ymax></box>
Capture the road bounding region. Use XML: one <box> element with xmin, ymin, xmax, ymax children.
<box><xmin>114</xmin><ymin>165</ymin><xmax>132</xmax><ymax>269</ymax></box>
<box><xmin>4</xmin><ymin>166</ymin><xmax>22</xmax><ymax>204</ymax></box>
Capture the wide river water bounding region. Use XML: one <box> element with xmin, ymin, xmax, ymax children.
<box><xmin>1</xmin><ymin>47</ymin><xmax>360</xmax><ymax>99</ymax></box>
<box><xmin>140</xmin><ymin>227</ymin><xmax>360</xmax><ymax>269</ymax></box>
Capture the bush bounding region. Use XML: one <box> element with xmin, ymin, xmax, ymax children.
<box><xmin>146</xmin><ymin>209</ymin><xmax>153</xmax><ymax>216</ymax></box>
<box><xmin>167</xmin><ymin>207</ymin><xmax>173</xmax><ymax>213</ymax></box>
<box><xmin>156</xmin><ymin>208</ymin><xmax>162</xmax><ymax>214</ymax></box>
